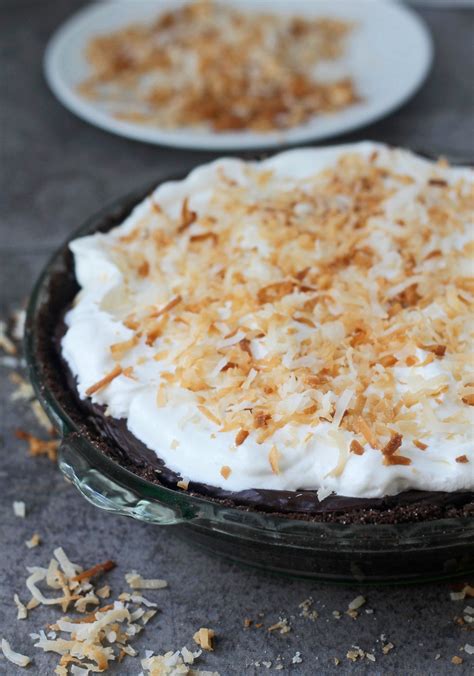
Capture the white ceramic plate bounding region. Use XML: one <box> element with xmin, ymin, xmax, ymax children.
<box><xmin>44</xmin><ymin>0</ymin><xmax>433</xmax><ymax>150</ymax></box>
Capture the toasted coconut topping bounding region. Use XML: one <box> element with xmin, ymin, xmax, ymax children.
<box><xmin>179</xmin><ymin>198</ymin><xmax>197</xmax><ymax>232</ymax></box>
<box><xmin>78</xmin><ymin>2</ymin><xmax>357</xmax><ymax>133</ymax></box>
<box><xmin>14</xmin><ymin>594</ymin><xmax>28</xmax><ymax>620</ymax></box>
<box><xmin>9</xmin><ymin>372</ymin><xmax>34</xmax><ymax>400</ymax></box>
<box><xmin>420</xmin><ymin>344</ymin><xmax>447</xmax><ymax>357</ymax></box>
<box><xmin>72</xmin><ymin>560</ymin><xmax>116</xmax><ymax>582</ymax></box>
<box><xmin>193</xmin><ymin>628</ymin><xmax>215</xmax><ymax>652</ymax></box>
<box><xmin>355</xmin><ymin>419</ymin><xmax>378</xmax><ymax>450</ymax></box>
<box><xmin>85</xmin><ymin>365</ymin><xmax>123</xmax><ymax>396</ymax></box>
<box><xmin>268</xmin><ymin>446</ymin><xmax>280</xmax><ymax>475</ymax></box>
<box><xmin>141</xmin><ymin>647</ymin><xmax>218</xmax><ymax>675</ymax></box>
<box><xmin>16</xmin><ymin>430</ymin><xmax>59</xmax><ymax>462</ymax></box>
<box><xmin>151</xmin><ymin>295</ymin><xmax>182</xmax><ymax>319</ymax></box>
<box><xmin>110</xmin><ymin>337</ymin><xmax>138</xmax><ymax>360</ymax></box>
<box><xmin>96</xmin><ymin>585</ymin><xmax>111</xmax><ymax>599</ymax></box>
<box><xmin>267</xmin><ymin>617</ymin><xmax>291</xmax><ymax>634</ymax></box>
<box><xmin>235</xmin><ymin>429</ymin><xmax>249</xmax><ymax>446</ymax></box>
<box><xmin>125</xmin><ymin>572</ymin><xmax>168</xmax><ymax>590</ymax></box>
<box><xmin>381</xmin><ymin>434</ymin><xmax>403</xmax><ymax>458</ymax></box>
<box><xmin>10</xmin><ymin>546</ymin><xmax>167</xmax><ymax>674</ymax></box>
<box><xmin>220</xmin><ymin>465</ymin><xmax>232</xmax><ymax>480</ymax></box>
<box><xmin>413</xmin><ymin>440</ymin><xmax>428</xmax><ymax>451</ymax></box>
<box><xmin>0</xmin><ymin>320</ymin><xmax>16</xmax><ymax>355</ymax></box>
<box><xmin>13</xmin><ymin>501</ymin><xmax>26</xmax><ymax>518</ymax></box>
<box><xmin>348</xmin><ymin>595</ymin><xmax>366</xmax><ymax>611</ymax></box>
<box><xmin>64</xmin><ymin>145</ymin><xmax>474</xmax><ymax>497</ymax></box>
<box><xmin>1</xmin><ymin>638</ymin><xmax>31</xmax><ymax>667</ymax></box>
<box><xmin>350</xmin><ymin>440</ymin><xmax>365</xmax><ymax>456</ymax></box>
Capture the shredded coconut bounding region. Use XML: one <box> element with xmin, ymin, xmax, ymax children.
<box><xmin>1</xmin><ymin>638</ymin><xmax>31</xmax><ymax>667</ymax></box>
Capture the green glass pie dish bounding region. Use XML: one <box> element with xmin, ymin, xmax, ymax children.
<box><xmin>24</xmin><ymin>180</ymin><xmax>474</xmax><ymax>584</ymax></box>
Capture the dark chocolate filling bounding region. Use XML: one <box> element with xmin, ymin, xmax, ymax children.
<box><xmin>31</xmin><ymin>190</ymin><xmax>474</xmax><ymax>524</ymax></box>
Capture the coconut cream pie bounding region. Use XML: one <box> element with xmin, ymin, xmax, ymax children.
<box><xmin>58</xmin><ymin>143</ymin><xmax>473</xmax><ymax>521</ymax></box>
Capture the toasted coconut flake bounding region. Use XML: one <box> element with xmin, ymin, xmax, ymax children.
<box><xmin>141</xmin><ymin>647</ymin><xmax>217</xmax><ymax>675</ymax></box>
<box><xmin>156</xmin><ymin>385</ymin><xmax>168</xmax><ymax>408</ymax></box>
<box><xmin>0</xmin><ymin>320</ymin><xmax>16</xmax><ymax>354</ymax></box>
<box><xmin>381</xmin><ymin>433</ymin><xmax>403</xmax><ymax>458</ymax></box>
<box><xmin>326</xmin><ymin>429</ymin><xmax>349</xmax><ymax>478</ymax></box>
<box><xmin>72</xmin><ymin>560</ymin><xmax>116</xmax><ymax>582</ymax></box>
<box><xmin>9</xmin><ymin>372</ymin><xmax>34</xmax><ymax>400</ymax></box>
<box><xmin>378</xmin><ymin>354</ymin><xmax>397</xmax><ymax>367</ymax></box>
<box><xmin>26</xmin><ymin>569</ymin><xmax>69</xmax><ymax>608</ymax></box>
<box><xmin>85</xmin><ymin>364</ymin><xmax>123</xmax><ymax>396</ymax></box>
<box><xmin>235</xmin><ymin>429</ymin><xmax>249</xmax><ymax>446</ymax></box>
<box><xmin>413</xmin><ymin>439</ymin><xmax>428</xmax><ymax>451</ymax></box>
<box><xmin>451</xmin><ymin>586</ymin><xmax>474</xmax><ymax>601</ymax></box>
<box><xmin>193</xmin><ymin>628</ymin><xmax>215</xmax><ymax>652</ymax></box>
<box><xmin>268</xmin><ymin>446</ymin><xmax>280</xmax><ymax>475</ymax></box>
<box><xmin>258</xmin><ymin>280</ymin><xmax>295</xmax><ymax>305</ymax></box>
<box><xmin>179</xmin><ymin>198</ymin><xmax>197</xmax><ymax>233</ymax></box>
<box><xmin>420</xmin><ymin>344</ymin><xmax>446</xmax><ymax>357</ymax></box>
<box><xmin>16</xmin><ymin>430</ymin><xmax>59</xmax><ymax>461</ymax></box>
<box><xmin>197</xmin><ymin>405</ymin><xmax>221</xmax><ymax>426</ymax></box>
<box><xmin>355</xmin><ymin>418</ymin><xmax>377</xmax><ymax>449</ymax></box>
<box><xmin>267</xmin><ymin>617</ymin><xmax>291</xmax><ymax>634</ymax></box>
<box><xmin>13</xmin><ymin>501</ymin><xmax>26</xmax><ymax>517</ymax></box>
<box><xmin>1</xmin><ymin>638</ymin><xmax>31</xmax><ymax>667</ymax></box>
<box><xmin>220</xmin><ymin>465</ymin><xmax>232</xmax><ymax>480</ymax></box>
<box><xmin>125</xmin><ymin>572</ymin><xmax>168</xmax><ymax>590</ymax></box>
<box><xmin>26</xmin><ymin>598</ymin><xmax>40</xmax><ymax>611</ymax></box>
<box><xmin>30</xmin><ymin>400</ymin><xmax>56</xmax><ymax>435</ymax></box>
<box><xmin>79</xmin><ymin>5</ymin><xmax>357</xmax><ymax>134</ymax></box>
<box><xmin>54</xmin><ymin>547</ymin><xmax>81</xmax><ymax>580</ymax></box>
<box><xmin>14</xmin><ymin>594</ymin><xmax>28</xmax><ymax>620</ymax></box>
<box><xmin>74</xmin><ymin>593</ymin><xmax>100</xmax><ymax>614</ymax></box>
<box><xmin>141</xmin><ymin>609</ymin><xmax>157</xmax><ymax>625</ymax></box>
<box><xmin>151</xmin><ymin>294</ymin><xmax>182</xmax><ymax>319</ymax></box>
<box><xmin>13</xmin><ymin>500</ymin><xmax>26</xmax><ymax>519</ymax></box>
<box><xmin>348</xmin><ymin>595</ymin><xmax>366</xmax><ymax>611</ymax></box>
<box><xmin>96</xmin><ymin>585</ymin><xmax>110</xmax><ymax>599</ymax></box>
<box><xmin>190</xmin><ymin>232</ymin><xmax>219</xmax><ymax>245</ymax></box>
<box><xmin>350</xmin><ymin>439</ymin><xmax>365</xmax><ymax>456</ymax></box>
<box><xmin>138</xmin><ymin>260</ymin><xmax>150</xmax><ymax>277</ymax></box>
<box><xmin>254</xmin><ymin>410</ymin><xmax>272</xmax><ymax>429</ymax></box>
<box><xmin>110</xmin><ymin>337</ymin><xmax>138</xmax><ymax>360</ymax></box>
<box><xmin>332</xmin><ymin>389</ymin><xmax>354</xmax><ymax>428</ymax></box>
<box><xmin>384</xmin><ymin>454</ymin><xmax>411</xmax><ymax>466</ymax></box>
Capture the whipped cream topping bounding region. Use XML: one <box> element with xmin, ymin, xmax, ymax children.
<box><xmin>62</xmin><ymin>143</ymin><xmax>473</xmax><ymax>499</ymax></box>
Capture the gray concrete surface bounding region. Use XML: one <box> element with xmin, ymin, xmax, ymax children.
<box><xmin>1</xmin><ymin>1</ymin><xmax>473</xmax><ymax>674</ymax></box>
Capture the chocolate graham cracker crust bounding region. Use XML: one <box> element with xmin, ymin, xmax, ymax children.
<box><xmin>31</xmin><ymin>190</ymin><xmax>473</xmax><ymax>525</ymax></box>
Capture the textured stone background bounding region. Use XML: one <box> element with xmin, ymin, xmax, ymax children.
<box><xmin>1</xmin><ymin>1</ymin><xmax>473</xmax><ymax>674</ymax></box>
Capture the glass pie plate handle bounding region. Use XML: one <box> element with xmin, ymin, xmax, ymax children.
<box><xmin>58</xmin><ymin>434</ymin><xmax>186</xmax><ymax>525</ymax></box>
